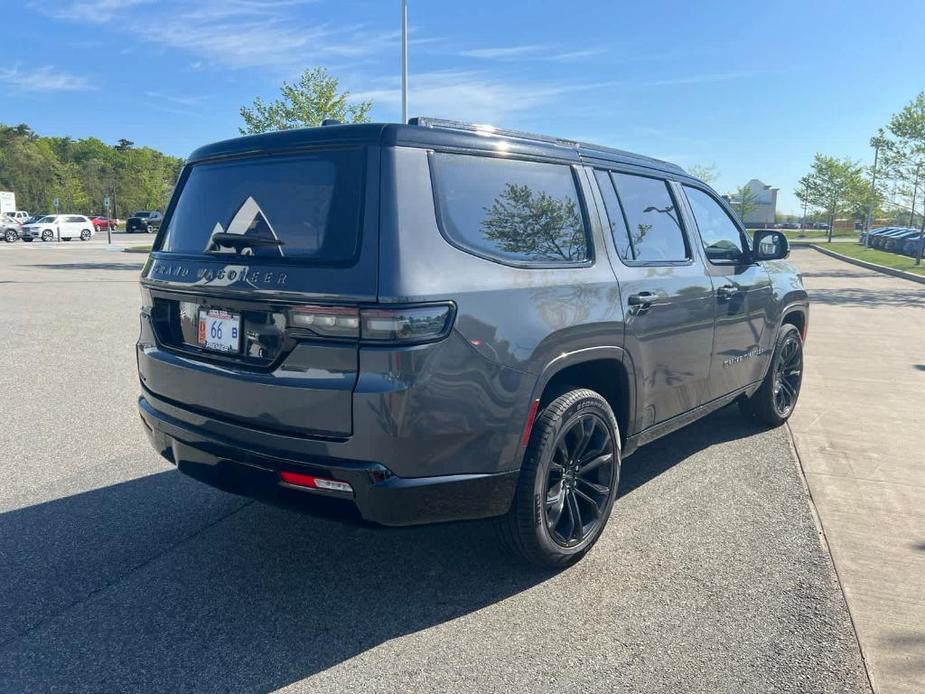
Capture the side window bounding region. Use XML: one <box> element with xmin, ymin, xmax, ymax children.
<box><xmin>611</xmin><ymin>172</ymin><xmax>689</xmax><ymax>262</ymax></box>
<box><xmin>683</xmin><ymin>186</ymin><xmax>748</xmax><ymax>263</ymax></box>
<box><xmin>67</xmin><ymin>216</ymin><xmax>84</xmax><ymax>223</ymax></box>
<box><xmin>430</xmin><ymin>152</ymin><xmax>590</xmax><ymax>265</ymax></box>
<box><xmin>593</xmin><ymin>169</ymin><xmax>633</xmax><ymax>261</ymax></box>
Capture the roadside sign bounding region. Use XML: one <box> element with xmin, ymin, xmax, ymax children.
<box><xmin>52</xmin><ymin>197</ymin><xmax>60</xmax><ymax>211</ymax></box>
<box><xmin>103</xmin><ymin>196</ymin><xmax>111</xmax><ymax>210</ymax></box>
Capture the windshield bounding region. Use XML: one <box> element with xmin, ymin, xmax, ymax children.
<box><xmin>159</xmin><ymin>149</ymin><xmax>365</xmax><ymax>261</ymax></box>
<box><xmin>38</xmin><ymin>216</ymin><xmax>56</xmax><ymax>223</ymax></box>
<box><xmin>134</xmin><ymin>211</ymin><xmax>151</xmax><ymax>218</ymax></box>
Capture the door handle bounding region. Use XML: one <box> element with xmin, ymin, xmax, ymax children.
<box><xmin>717</xmin><ymin>284</ymin><xmax>739</xmax><ymax>300</ymax></box>
<box><xmin>627</xmin><ymin>291</ymin><xmax>657</xmax><ymax>307</ymax></box>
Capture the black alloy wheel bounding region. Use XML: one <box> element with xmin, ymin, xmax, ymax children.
<box><xmin>544</xmin><ymin>413</ymin><xmax>616</xmax><ymax>547</ymax></box>
<box><xmin>772</xmin><ymin>332</ymin><xmax>802</xmax><ymax>417</ymax></box>
<box><xmin>497</xmin><ymin>388</ymin><xmax>621</xmax><ymax>567</ymax></box>
<box><xmin>739</xmin><ymin>323</ymin><xmax>804</xmax><ymax>426</ymax></box>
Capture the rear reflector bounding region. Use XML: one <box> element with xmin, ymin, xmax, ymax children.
<box><xmin>521</xmin><ymin>398</ymin><xmax>541</xmax><ymax>446</ymax></box>
<box><xmin>279</xmin><ymin>470</ymin><xmax>353</xmax><ymax>494</ymax></box>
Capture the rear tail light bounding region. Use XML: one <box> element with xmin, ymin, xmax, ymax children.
<box><xmin>289</xmin><ymin>305</ymin><xmax>360</xmax><ymax>338</ymax></box>
<box><xmin>140</xmin><ymin>285</ymin><xmax>153</xmax><ymax>314</ymax></box>
<box><xmin>288</xmin><ymin>303</ymin><xmax>454</xmax><ymax>344</ymax></box>
<box><xmin>279</xmin><ymin>470</ymin><xmax>353</xmax><ymax>494</ymax></box>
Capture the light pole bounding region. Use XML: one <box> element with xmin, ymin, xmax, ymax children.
<box><xmin>400</xmin><ymin>0</ymin><xmax>408</xmax><ymax>124</ymax></box>
<box><xmin>865</xmin><ymin>131</ymin><xmax>884</xmax><ymax>246</ymax></box>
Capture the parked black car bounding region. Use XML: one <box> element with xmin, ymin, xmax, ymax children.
<box><xmin>126</xmin><ymin>210</ymin><xmax>163</xmax><ymax>233</ymax></box>
<box><xmin>871</xmin><ymin>227</ymin><xmax>911</xmax><ymax>249</ymax></box>
<box><xmin>883</xmin><ymin>229</ymin><xmax>921</xmax><ymax>253</ymax></box>
<box><xmin>137</xmin><ymin>119</ymin><xmax>808</xmax><ymax>567</ymax></box>
<box><xmin>901</xmin><ymin>233</ymin><xmax>924</xmax><ymax>257</ymax></box>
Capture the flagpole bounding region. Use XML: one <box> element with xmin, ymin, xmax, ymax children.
<box><xmin>401</xmin><ymin>0</ymin><xmax>408</xmax><ymax>123</ymax></box>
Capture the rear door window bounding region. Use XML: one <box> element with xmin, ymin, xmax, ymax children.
<box><xmin>611</xmin><ymin>172</ymin><xmax>689</xmax><ymax>263</ymax></box>
<box><xmin>430</xmin><ymin>152</ymin><xmax>590</xmax><ymax>266</ymax></box>
<box><xmin>160</xmin><ymin>149</ymin><xmax>365</xmax><ymax>261</ymax></box>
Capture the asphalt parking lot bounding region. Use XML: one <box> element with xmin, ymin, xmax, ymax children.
<box><xmin>0</xmin><ymin>243</ymin><xmax>871</xmax><ymax>693</ymax></box>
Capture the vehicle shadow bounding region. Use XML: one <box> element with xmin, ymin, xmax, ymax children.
<box><xmin>806</xmin><ymin>286</ymin><xmax>925</xmax><ymax>308</ymax></box>
<box><xmin>0</xmin><ymin>407</ymin><xmax>758</xmax><ymax>692</ymax></box>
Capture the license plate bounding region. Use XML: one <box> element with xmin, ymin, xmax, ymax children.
<box><xmin>198</xmin><ymin>309</ymin><xmax>241</xmax><ymax>353</ymax></box>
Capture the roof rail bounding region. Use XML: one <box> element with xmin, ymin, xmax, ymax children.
<box><xmin>408</xmin><ymin>116</ymin><xmax>685</xmax><ymax>174</ymax></box>
<box><xmin>408</xmin><ymin>117</ymin><xmax>577</xmax><ymax>149</ymax></box>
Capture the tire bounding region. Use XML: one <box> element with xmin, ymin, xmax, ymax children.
<box><xmin>80</xmin><ymin>229</ymin><xmax>91</xmax><ymax>241</ymax></box>
<box><xmin>146</xmin><ymin>224</ymin><xmax>153</xmax><ymax>234</ymax></box>
<box><xmin>41</xmin><ymin>229</ymin><xmax>53</xmax><ymax>242</ymax></box>
<box><xmin>496</xmin><ymin>388</ymin><xmax>621</xmax><ymax>568</ymax></box>
<box><xmin>3</xmin><ymin>229</ymin><xmax>16</xmax><ymax>243</ymax></box>
<box><xmin>739</xmin><ymin>323</ymin><xmax>803</xmax><ymax>427</ymax></box>
<box><xmin>94</xmin><ymin>225</ymin><xmax>101</xmax><ymax>232</ymax></box>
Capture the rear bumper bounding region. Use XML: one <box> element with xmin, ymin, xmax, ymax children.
<box><xmin>139</xmin><ymin>395</ymin><xmax>519</xmax><ymax>526</ymax></box>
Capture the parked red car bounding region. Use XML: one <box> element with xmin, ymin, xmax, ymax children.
<box><xmin>89</xmin><ymin>216</ymin><xmax>118</xmax><ymax>232</ymax></box>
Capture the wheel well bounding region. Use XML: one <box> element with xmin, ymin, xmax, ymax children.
<box><xmin>782</xmin><ymin>310</ymin><xmax>806</xmax><ymax>340</ymax></box>
<box><xmin>539</xmin><ymin>358</ymin><xmax>630</xmax><ymax>442</ymax></box>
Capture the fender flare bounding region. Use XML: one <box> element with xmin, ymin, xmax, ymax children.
<box><xmin>527</xmin><ymin>345</ymin><xmax>638</xmax><ymax>444</ymax></box>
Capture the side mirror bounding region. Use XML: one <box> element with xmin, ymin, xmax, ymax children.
<box><xmin>753</xmin><ymin>229</ymin><xmax>790</xmax><ymax>261</ymax></box>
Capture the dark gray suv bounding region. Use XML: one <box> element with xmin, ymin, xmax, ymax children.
<box><xmin>137</xmin><ymin>118</ymin><xmax>808</xmax><ymax>567</ymax></box>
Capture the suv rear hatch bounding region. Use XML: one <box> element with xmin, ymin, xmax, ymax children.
<box><xmin>139</xmin><ymin>145</ymin><xmax>378</xmax><ymax>438</ymax></box>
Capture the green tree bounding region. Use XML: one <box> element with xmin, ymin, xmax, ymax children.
<box><xmin>239</xmin><ymin>67</ymin><xmax>372</xmax><ymax>135</ymax></box>
<box><xmin>795</xmin><ymin>154</ymin><xmax>867</xmax><ymax>242</ymax></box>
<box><xmin>688</xmin><ymin>164</ymin><xmax>718</xmax><ymax>186</ymax></box>
<box><xmin>730</xmin><ymin>184</ymin><xmax>759</xmax><ymax>223</ymax></box>
<box><xmin>885</xmin><ymin>92</ymin><xmax>925</xmax><ymax>263</ymax></box>
<box><xmin>0</xmin><ymin>123</ymin><xmax>183</xmax><ymax>218</ymax></box>
<box><xmin>480</xmin><ymin>184</ymin><xmax>585</xmax><ymax>262</ymax></box>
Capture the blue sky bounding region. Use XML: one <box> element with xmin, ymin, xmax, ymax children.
<box><xmin>3</xmin><ymin>0</ymin><xmax>924</xmax><ymax>213</ymax></box>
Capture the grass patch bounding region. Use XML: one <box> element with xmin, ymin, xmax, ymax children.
<box><xmin>816</xmin><ymin>242</ymin><xmax>925</xmax><ymax>276</ymax></box>
<box><xmin>123</xmin><ymin>244</ymin><xmax>152</xmax><ymax>253</ymax></box>
<box><xmin>783</xmin><ymin>230</ymin><xmax>857</xmax><ymax>241</ymax></box>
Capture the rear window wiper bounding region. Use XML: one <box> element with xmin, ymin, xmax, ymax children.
<box><xmin>208</xmin><ymin>232</ymin><xmax>285</xmax><ymax>253</ymax></box>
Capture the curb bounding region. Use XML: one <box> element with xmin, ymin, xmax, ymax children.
<box><xmin>806</xmin><ymin>244</ymin><xmax>925</xmax><ymax>286</ymax></box>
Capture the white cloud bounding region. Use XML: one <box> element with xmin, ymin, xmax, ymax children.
<box><xmin>459</xmin><ymin>44</ymin><xmax>606</xmax><ymax>62</ymax></box>
<box><xmin>34</xmin><ymin>0</ymin><xmax>403</xmax><ymax>71</ymax></box>
<box><xmin>36</xmin><ymin>0</ymin><xmax>156</xmax><ymax>23</ymax></box>
<box><xmin>144</xmin><ymin>91</ymin><xmax>210</xmax><ymax>106</ymax></box>
<box><xmin>643</xmin><ymin>71</ymin><xmax>760</xmax><ymax>87</ymax></box>
<box><xmin>354</xmin><ymin>70</ymin><xmax>617</xmax><ymax>124</ymax></box>
<box><xmin>0</xmin><ymin>64</ymin><xmax>96</xmax><ymax>92</ymax></box>
<box><xmin>460</xmin><ymin>45</ymin><xmax>547</xmax><ymax>59</ymax></box>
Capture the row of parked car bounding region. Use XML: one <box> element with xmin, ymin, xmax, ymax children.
<box><xmin>1</xmin><ymin>210</ymin><xmax>164</xmax><ymax>242</ymax></box>
<box><xmin>859</xmin><ymin>226</ymin><xmax>925</xmax><ymax>256</ymax></box>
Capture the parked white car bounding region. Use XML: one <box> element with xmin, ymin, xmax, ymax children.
<box><xmin>20</xmin><ymin>215</ymin><xmax>96</xmax><ymax>242</ymax></box>
<box><xmin>5</xmin><ymin>210</ymin><xmax>30</xmax><ymax>224</ymax></box>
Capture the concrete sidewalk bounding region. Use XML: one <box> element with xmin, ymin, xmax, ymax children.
<box><xmin>788</xmin><ymin>247</ymin><xmax>925</xmax><ymax>693</ymax></box>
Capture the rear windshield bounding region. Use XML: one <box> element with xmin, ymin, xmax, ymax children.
<box><xmin>134</xmin><ymin>212</ymin><xmax>151</xmax><ymax>218</ymax></box>
<box><xmin>159</xmin><ymin>149</ymin><xmax>364</xmax><ymax>261</ymax></box>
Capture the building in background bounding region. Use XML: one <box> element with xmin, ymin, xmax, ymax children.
<box><xmin>740</xmin><ymin>179</ymin><xmax>778</xmax><ymax>226</ymax></box>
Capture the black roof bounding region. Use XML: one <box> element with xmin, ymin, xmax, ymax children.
<box><xmin>186</xmin><ymin>119</ymin><xmax>687</xmax><ymax>177</ymax></box>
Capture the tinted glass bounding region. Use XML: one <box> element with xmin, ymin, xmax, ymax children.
<box><xmin>38</xmin><ymin>216</ymin><xmax>55</xmax><ymax>223</ymax></box>
<box><xmin>66</xmin><ymin>216</ymin><xmax>85</xmax><ymax>223</ymax></box>
<box><xmin>611</xmin><ymin>173</ymin><xmax>688</xmax><ymax>262</ymax></box>
<box><xmin>684</xmin><ymin>185</ymin><xmax>747</xmax><ymax>262</ymax></box>
<box><xmin>594</xmin><ymin>169</ymin><xmax>633</xmax><ymax>260</ymax></box>
<box><xmin>431</xmin><ymin>152</ymin><xmax>589</xmax><ymax>264</ymax></box>
<box><xmin>134</xmin><ymin>212</ymin><xmax>150</xmax><ymax>218</ymax></box>
<box><xmin>160</xmin><ymin>150</ymin><xmax>365</xmax><ymax>261</ymax></box>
